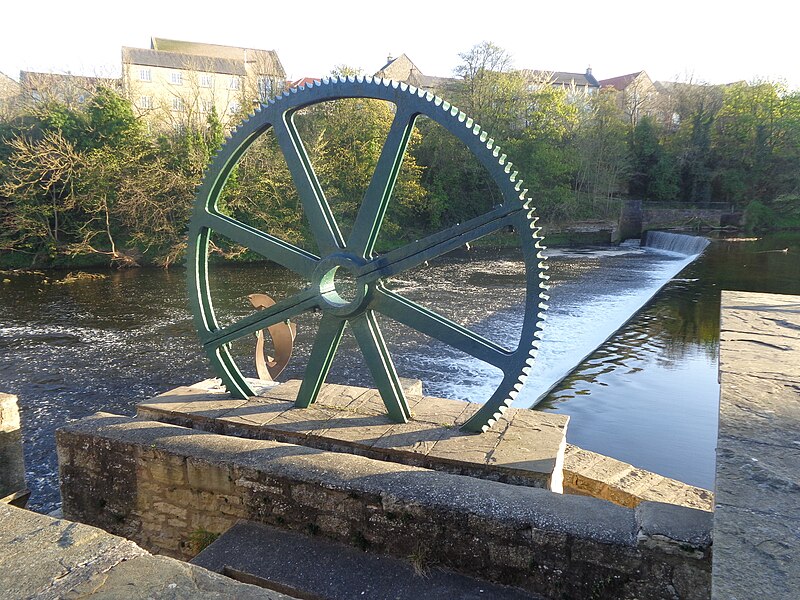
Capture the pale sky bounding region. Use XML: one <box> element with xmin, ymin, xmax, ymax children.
<box><xmin>1</xmin><ymin>1</ymin><xmax>792</xmax><ymax>89</ymax></box>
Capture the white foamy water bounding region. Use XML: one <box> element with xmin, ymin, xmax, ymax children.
<box><xmin>417</xmin><ymin>240</ymin><xmax>702</xmax><ymax>408</ymax></box>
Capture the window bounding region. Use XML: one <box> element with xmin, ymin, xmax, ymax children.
<box><xmin>172</xmin><ymin>97</ymin><xmax>184</xmax><ymax>112</ymax></box>
<box><xmin>200</xmin><ymin>74</ymin><xmax>213</xmax><ymax>88</ymax></box>
<box><xmin>170</xmin><ymin>71</ymin><xmax>183</xmax><ymax>85</ymax></box>
<box><xmin>258</xmin><ymin>76</ymin><xmax>273</xmax><ymax>100</ymax></box>
<box><xmin>200</xmin><ymin>100</ymin><xmax>214</xmax><ymax>113</ymax></box>
<box><xmin>228</xmin><ymin>101</ymin><xmax>240</xmax><ymax>114</ymax></box>
<box><xmin>139</xmin><ymin>68</ymin><xmax>151</xmax><ymax>82</ymax></box>
<box><xmin>139</xmin><ymin>96</ymin><xmax>153</xmax><ymax>109</ymax></box>
<box><xmin>229</xmin><ymin>76</ymin><xmax>241</xmax><ymax>90</ymax></box>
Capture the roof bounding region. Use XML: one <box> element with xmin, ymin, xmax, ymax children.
<box><xmin>19</xmin><ymin>71</ymin><xmax>120</xmax><ymax>89</ymax></box>
<box><xmin>288</xmin><ymin>77</ymin><xmax>322</xmax><ymax>89</ymax></box>
<box><xmin>521</xmin><ymin>69</ymin><xmax>600</xmax><ymax>88</ymax></box>
<box><xmin>375</xmin><ymin>54</ymin><xmax>456</xmax><ymax>90</ymax></box>
<box><xmin>150</xmin><ymin>38</ymin><xmax>285</xmax><ymax>77</ymax></box>
<box><xmin>122</xmin><ymin>47</ymin><xmax>248</xmax><ymax>76</ymax></box>
<box><xmin>598</xmin><ymin>72</ymin><xmax>644</xmax><ymax>91</ymax></box>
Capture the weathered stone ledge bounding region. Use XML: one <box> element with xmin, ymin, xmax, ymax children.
<box><xmin>138</xmin><ymin>379</ymin><xmax>569</xmax><ymax>492</ymax></box>
<box><xmin>563</xmin><ymin>444</ymin><xmax>714</xmax><ymax>512</ymax></box>
<box><xmin>712</xmin><ymin>291</ymin><xmax>800</xmax><ymax>599</ymax></box>
<box><xmin>138</xmin><ymin>379</ymin><xmax>713</xmax><ymax>511</ymax></box>
<box><xmin>58</xmin><ymin>413</ymin><xmax>712</xmax><ymax>599</ymax></box>
<box><xmin>0</xmin><ymin>502</ymin><xmax>293</xmax><ymax>599</ymax></box>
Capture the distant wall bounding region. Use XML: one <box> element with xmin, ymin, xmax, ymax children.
<box><xmin>642</xmin><ymin>207</ymin><xmax>730</xmax><ymax>231</ymax></box>
<box><xmin>58</xmin><ymin>413</ymin><xmax>712</xmax><ymax>600</ymax></box>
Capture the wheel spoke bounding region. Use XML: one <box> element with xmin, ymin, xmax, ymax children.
<box><xmin>198</xmin><ymin>211</ymin><xmax>318</xmax><ymax>278</ymax></box>
<box><xmin>356</xmin><ymin>202</ymin><xmax>523</xmax><ymax>282</ymax></box>
<box><xmin>201</xmin><ymin>288</ymin><xmax>317</xmax><ymax>350</ymax></box>
<box><xmin>273</xmin><ymin>115</ymin><xmax>344</xmax><ymax>253</ymax></box>
<box><xmin>348</xmin><ymin>106</ymin><xmax>417</xmax><ymax>258</ymax></box>
<box><xmin>373</xmin><ymin>288</ymin><xmax>512</xmax><ymax>371</ymax></box>
<box><xmin>350</xmin><ymin>311</ymin><xmax>410</xmax><ymax>423</ymax></box>
<box><xmin>295</xmin><ymin>314</ymin><xmax>347</xmax><ymax>408</ymax></box>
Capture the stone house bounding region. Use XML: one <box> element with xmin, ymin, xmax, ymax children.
<box><xmin>121</xmin><ymin>38</ymin><xmax>286</xmax><ymax>130</ymax></box>
<box><xmin>599</xmin><ymin>70</ymin><xmax>659</xmax><ymax>125</ymax></box>
<box><xmin>17</xmin><ymin>71</ymin><xmax>121</xmax><ymax>109</ymax></box>
<box><xmin>374</xmin><ymin>54</ymin><xmax>457</xmax><ymax>94</ymax></box>
<box><xmin>520</xmin><ymin>68</ymin><xmax>600</xmax><ymax>95</ymax></box>
<box><xmin>0</xmin><ymin>71</ymin><xmax>21</xmax><ymax>117</ymax></box>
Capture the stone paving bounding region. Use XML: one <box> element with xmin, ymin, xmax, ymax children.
<box><xmin>0</xmin><ymin>503</ymin><xmax>295</xmax><ymax>599</ymax></box>
<box><xmin>713</xmin><ymin>291</ymin><xmax>800</xmax><ymax>599</ymax></box>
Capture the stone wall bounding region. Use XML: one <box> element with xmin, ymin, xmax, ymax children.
<box><xmin>58</xmin><ymin>413</ymin><xmax>712</xmax><ymax>600</ymax></box>
<box><xmin>642</xmin><ymin>207</ymin><xmax>729</xmax><ymax>231</ymax></box>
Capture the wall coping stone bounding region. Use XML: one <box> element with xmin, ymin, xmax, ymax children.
<box><xmin>0</xmin><ymin>502</ymin><xmax>293</xmax><ymax>599</ymax></box>
<box><xmin>61</xmin><ymin>412</ymin><xmax>632</xmax><ymax>546</ymax></box>
<box><xmin>713</xmin><ymin>291</ymin><xmax>800</xmax><ymax>599</ymax></box>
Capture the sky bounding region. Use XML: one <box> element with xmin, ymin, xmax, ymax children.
<box><xmin>1</xmin><ymin>1</ymin><xmax>793</xmax><ymax>89</ymax></box>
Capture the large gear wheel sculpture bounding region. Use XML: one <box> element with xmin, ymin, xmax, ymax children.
<box><xmin>187</xmin><ymin>77</ymin><xmax>547</xmax><ymax>433</ymax></box>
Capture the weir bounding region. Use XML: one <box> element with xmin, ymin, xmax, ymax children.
<box><xmin>464</xmin><ymin>231</ymin><xmax>713</xmax><ymax>409</ymax></box>
<box><xmin>643</xmin><ymin>230</ymin><xmax>711</xmax><ymax>255</ymax></box>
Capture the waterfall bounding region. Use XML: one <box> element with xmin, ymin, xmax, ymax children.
<box><xmin>643</xmin><ymin>231</ymin><xmax>710</xmax><ymax>256</ymax></box>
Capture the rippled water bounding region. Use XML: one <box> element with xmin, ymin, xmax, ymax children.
<box><xmin>1</xmin><ymin>232</ymin><xmax>798</xmax><ymax>510</ymax></box>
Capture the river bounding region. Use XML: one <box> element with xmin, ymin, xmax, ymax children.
<box><xmin>1</xmin><ymin>231</ymin><xmax>798</xmax><ymax>512</ymax></box>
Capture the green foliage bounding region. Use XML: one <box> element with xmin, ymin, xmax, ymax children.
<box><xmin>743</xmin><ymin>200</ymin><xmax>777</xmax><ymax>232</ymax></box>
<box><xmin>2</xmin><ymin>45</ymin><xmax>800</xmax><ymax>269</ymax></box>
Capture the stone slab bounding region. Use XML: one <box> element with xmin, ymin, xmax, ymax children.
<box><xmin>138</xmin><ymin>380</ymin><xmax>569</xmax><ymax>491</ymax></box>
<box><xmin>192</xmin><ymin>520</ymin><xmax>541</xmax><ymax>599</ymax></box>
<box><xmin>718</xmin><ymin>371</ymin><xmax>800</xmax><ymax>448</ymax></box>
<box><xmin>714</xmin><ymin>434</ymin><xmax>800</xmax><ymax>516</ymax></box>
<box><xmin>636</xmin><ymin>501</ymin><xmax>713</xmax><ymax>548</ymax></box>
<box><xmin>562</xmin><ymin>445</ymin><xmax>714</xmax><ymax>511</ymax></box>
<box><xmin>0</xmin><ymin>503</ymin><xmax>291</xmax><ymax>600</ymax></box>
<box><xmin>712</xmin><ymin>505</ymin><xmax>800</xmax><ymax>599</ymax></box>
<box><xmin>713</xmin><ymin>292</ymin><xmax>800</xmax><ymax>600</ymax></box>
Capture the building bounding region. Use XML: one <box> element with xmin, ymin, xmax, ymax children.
<box><xmin>599</xmin><ymin>71</ymin><xmax>659</xmax><ymax>125</ymax></box>
<box><xmin>121</xmin><ymin>38</ymin><xmax>286</xmax><ymax>129</ymax></box>
<box><xmin>520</xmin><ymin>68</ymin><xmax>600</xmax><ymax>95</ymax></box>
<box><xmin>0</xmin><ymin>71</ymin><xmax>21</xmax><ymax>116</ymax></box>
<box><xmin>18</xmin><ymin>71</ymin><xmax>121</xmax><ymax>109</ymax></box>
<box><xmin>375</xmin><ymin>54</ymin><xmax>456</xmax><ymax>93</ymax></box>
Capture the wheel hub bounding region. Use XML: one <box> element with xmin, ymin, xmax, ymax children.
<box><xmin>314</xmin><ymin>254</ymin><xmax>371</xmax><ymax>317</ymax></box>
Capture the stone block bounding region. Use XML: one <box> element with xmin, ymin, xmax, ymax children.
<box><xmin>712</xmin><ymin>504</ymin><xmax>800</xmax><ymax>599</ymax></box>
<box><xmin>372</xmin><ymin>420</ymin><xmax>448</xmax><ymax>457</ymax></box>
<box><xmin>718</xmin><ymin>371</ymin><xmax>800</xmax><ymax>448</ymax></box>
<box><xmin>410</xmin><ymin>395</ymin><xmax>471</xmax><ymax>426</ymax></box>
<box><xmin>714</xmin><ymin>434</ymin><xmax>800</xmax><ymax>515</ymax></box>
<box><xmin>486</xmin><ymin>409</ymin><xmax>568</xmax><ymax>491</ymax></box>
<box><xmin>636</xmin><ymin>501</ymin><xmax>713</xmax><ymax>548</ymax></box>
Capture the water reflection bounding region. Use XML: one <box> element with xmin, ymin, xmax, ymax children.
<box><xmin>539</xmin><ymin>233</ymin><xmax>800</xmax><ymax>489</ymax></box>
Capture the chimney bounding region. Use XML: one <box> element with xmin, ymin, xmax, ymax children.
<box><xmin>387</xmin><ymin>54</ymin><xmax>393</xmax><ymax>63</ymax></box>
<box><xmin>586</xmin><ymin>66</ymin><xmax>592</xmax><ymax>76</ymax></box>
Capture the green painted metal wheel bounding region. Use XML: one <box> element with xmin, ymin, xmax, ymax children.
<box><xmin>187</xmin><ymin>77</ymin><xmax>547</xmax><ymax>432</ymax></box>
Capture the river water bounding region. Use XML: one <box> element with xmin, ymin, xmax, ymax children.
<box><xmin>1</xmin><ymin>232</ymin><xmax>798</xmax><ymax>512</ymax></box>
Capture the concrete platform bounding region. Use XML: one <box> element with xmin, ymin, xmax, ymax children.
<box><xmin>713</xmin><ymin>291</ymin><xmax>800</xmax><ymax>599</ymax></box>
<box><xmin>193</xmin><ymin>520</ymin><xmax>543</xmax><ymax>599</ymax></box>
<box><xmin>138</xmin><ymin>379</ymin><xmax>570</xmax><ymax>492</ymax></box>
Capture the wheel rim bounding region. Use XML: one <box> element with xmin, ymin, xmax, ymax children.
<box><xmin>186</xmin><ymin>76</ymin><xmax>547</xmax><ymax>432</ymax></box>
